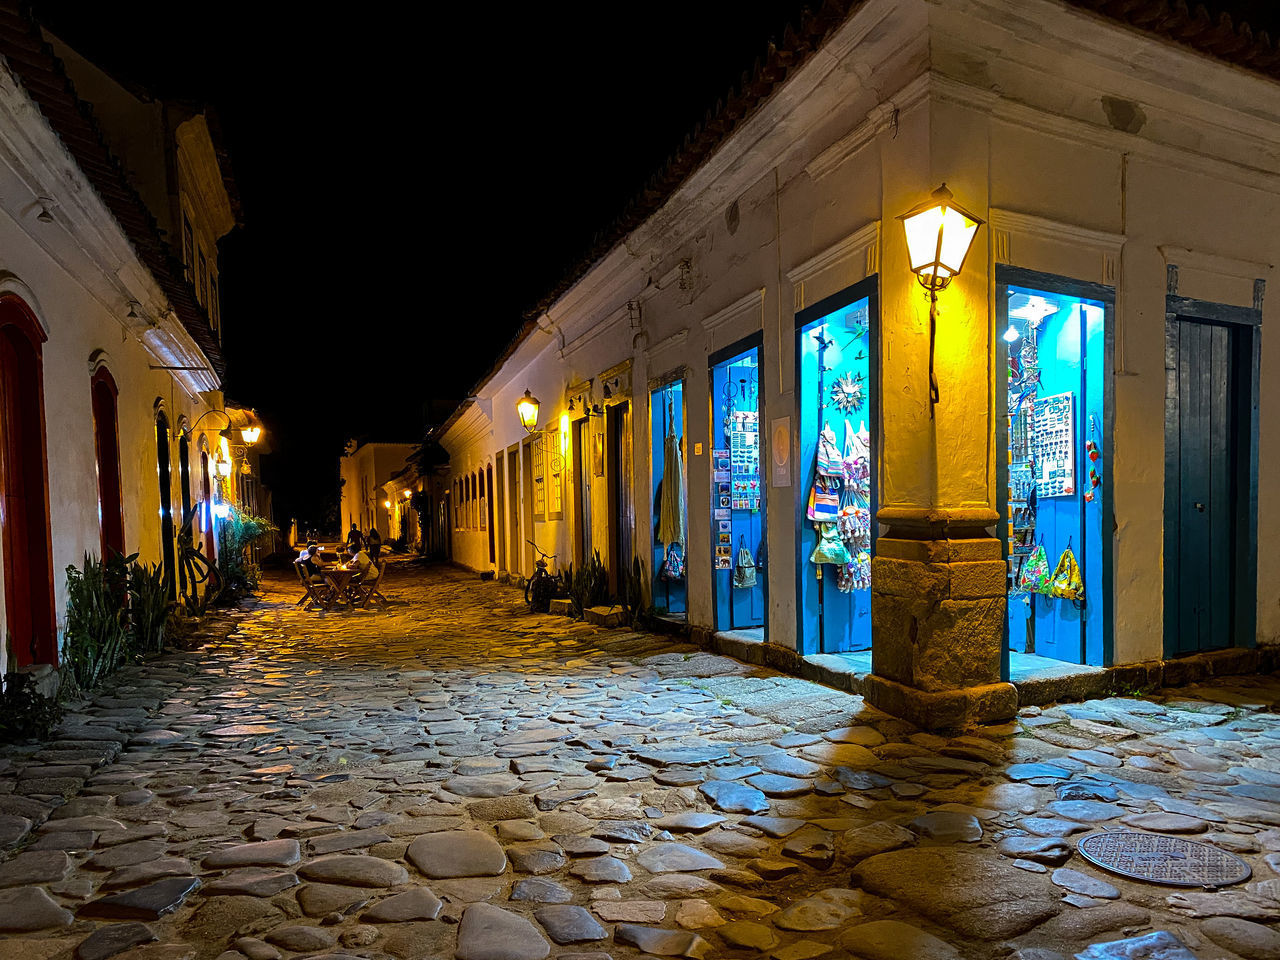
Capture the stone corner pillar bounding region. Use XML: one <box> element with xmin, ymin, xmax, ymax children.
<box><xmin>866</xmin><ymin>515</ymin><xmax>1016</xmax><ymax>728</ymax></box>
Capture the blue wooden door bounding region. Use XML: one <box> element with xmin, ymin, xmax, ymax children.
<box><xmin>1169</xmin><ymin>319</ymin><xmax>1234</xmax><ymax>654</ymax></box>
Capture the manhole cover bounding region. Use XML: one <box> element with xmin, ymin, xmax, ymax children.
<box><xmin>1077</xmin><ymin>832</ymin><xmax>1252</xmax><ymax>888</ymax></box>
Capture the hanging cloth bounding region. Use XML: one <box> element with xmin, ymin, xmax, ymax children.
<box><xmin>657</xmin><ymin>398</ymin><xmax>685</xmax><ymax>548</ymax></box>
<box><xmin>816</xmin><ymin>424</ymin><xmax>844</xmax><ymax>478</ymax></box>
<box><xmin>733</xmin><ymin>536</ymin><xmax>758</xmax><ymax>588</ymax></box>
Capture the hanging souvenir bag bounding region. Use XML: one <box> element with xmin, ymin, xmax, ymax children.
<box><xmin>816</xmin><ymin>424</ymin><xmax>844</xmax><ymax>478</ymax></box>
<box><xmin>1016</xmin><ymin>540</ymin><xmax>1053</xmax><ymax>595</ymax></box>
<box><xmin>733</xmin><ymin>536</ymin><xmax>758</xmax><ymax>589</ymax></box>
<box><xmin>806</xmin><ymin>475</ymin><xmax>840</xmax><ymax>522</ymax></box>
<box><xmin>810</xmin><ymin>522</ymin><xmax>852</xmax><ymax>566</ymax></box>
<box><xmin>843</xmin><ymin>420</ymin><xmax>872</xmax><ymax>506</ymax></box>
<box><xmin>1050</xmin><ymin>541</ymin><xmax>1086</xmax><ymax>607</ymax></box>
<box><xmin>659</xmin><ymin>543</ymin><xmax>685</xmax><ymax>582</ymax></box>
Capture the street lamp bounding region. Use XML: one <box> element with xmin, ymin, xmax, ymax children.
<box><xmin>517</xmin><ymin>389</ymin><xmax>541</xmax><ymax>432</ymax></box>
<box><xmin>215</xmin><ymin>451</ymin><xmax>232</xmax><ymax>478</ymax></box>
<box><xmin>899</xmin><ymin>184</ymin><xmax>983</xmax><ymax>291</ymax></box>
<box><xmin>898</xmin><ymin>184</ymin><xmax>984</xmax><ymax>416</ymax></box>
<box><xmin>240</xmin><ymin>426</ymin><xmax>261</xmax><ymax>445</ymax></box>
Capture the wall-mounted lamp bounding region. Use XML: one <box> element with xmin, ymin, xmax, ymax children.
<box><xmin>36</xmin><ymin>199</ymin><xmax>54</xmax><ymax>223</ymax></box>
<box><xmin>403</xmin><ymin>489</ymin><xmax>412</xmax><ymax>499</ymax></box>
<box><xmin>626</xmin><ymin>300</ymin><xmax>642</xmax><ymax>328</ymax></box>
<box><xmin>240</xmin><ymin>461</ymin><xmax>252</xmax><ymax>475</ymax></box>
<box><xmin>897</xmin><ymin>183</ymin><xmax>983</xmax><ymax>416</ymax></box>
<box><xmin>126</xmin><ymin>301</ymin><xmax>140</xmax><ymax>321</ymax></box>
<box><xmin>383</xmin><ymin>500</ymin><xmax>391</xmax><ymax>509</ymax></box>
<box><xmin>215</xmin><ymin>452</ymin><xmax>232</xmax><ymax>478</ymax></box>
<box><xmin>240</xmin><ymin>426</ymin><xmax>262</xmax><ymax>445</ymax></box>
<box><xmin>517</xmin><ymin>389</ymin><xmax>541</xmax><ymax>432</ymax></box>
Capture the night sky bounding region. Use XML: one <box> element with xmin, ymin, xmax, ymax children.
<box><xmin>31</xmin><ymin>1</ymin><xmax>812</xmax><ymax>529</ymax></box>
<box><xmin>28</xmin><ymin>1</ymin><xmax>1279</xmax><ymax>529</ymax></box>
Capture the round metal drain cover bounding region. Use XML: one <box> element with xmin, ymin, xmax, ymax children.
<box><xmin>1078</xmin><ymin>832</ymin><xmax>1252</xmax><ymax>888</ymax></box>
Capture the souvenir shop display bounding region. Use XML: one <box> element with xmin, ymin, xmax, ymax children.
<box><xmin>1032</xmin><ymin>391</ymin><xmax>1076</xmax><ymax>498</ymax></box>
<box><xmin>807</xmin><ymin>323</ymin><xmax>872</xmax><ymax>592</ymax></box>
<box><xmin>710</xmin><ymin>346</ymin><xmax>765</xmax><ymax>629</ymax></box>
<box><xmin>1003</xmin><ymin>285</ymin><xmax>1106</xmax><ymax>666</ymax></box>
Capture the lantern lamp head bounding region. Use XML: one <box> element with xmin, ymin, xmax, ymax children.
<box><xmin>517</xmin><ymin>389</ymin><xmax>541</xmax><ymax>432</ymax></box>
<box><xmin>383</xmin><ymin>500</ymin><xmax>391</xmax><ymax>509</ymax></box>
<box><xmin>403</xmin><ymin>489</ymin><xmax>412</xmax><ymax>499</ymax></box>
<box><xmin>898</xmin><ymin>184</ymin><xmax>984</xmax><ymax>291</ymax></box>
<box><xmin>215</xmin><ymin>453</ymin><xmax>232</xmax><ymax>478</ymax></box>
<box><xmin>240</xmin><ymin>425</ymin><xmax>262</xmax><ymax>445</ymax></box>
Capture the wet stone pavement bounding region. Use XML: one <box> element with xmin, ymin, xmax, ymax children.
<box><xmin>2</xmin><ymin>564</ymin><xmax>1280</xmax><ymax>960</ymax></box>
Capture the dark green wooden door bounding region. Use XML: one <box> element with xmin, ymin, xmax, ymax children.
<box><xmin>1169</xmin><ymin>319</ymin><xmax>1235</xmax><ymax>654</ymax></box>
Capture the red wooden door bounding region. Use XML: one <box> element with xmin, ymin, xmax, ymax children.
<box><xmin>0</xmin><ymin>296</ymin><xmax>56</xmax><ymax>666</ymax></box>
<box><xmin>91</xmin><ymin>367</ymin><xmax>125</xmax><ymax>559</ymax></box>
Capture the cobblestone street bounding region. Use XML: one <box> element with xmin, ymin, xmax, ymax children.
<box><xmin>2</xmin><ymin>563</ymin><xmax>1280</xmax><ymax>960</ymax></box>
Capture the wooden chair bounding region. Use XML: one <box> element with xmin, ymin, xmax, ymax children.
<box><xmin>350</xmin><ymin>561</ymin><xmax>388</xmax><ymax>609</ymax></box>
<box><xmin>295</xmin><ymin>560</ymin><xmax>334</xmax><ymax>610</ymax></box>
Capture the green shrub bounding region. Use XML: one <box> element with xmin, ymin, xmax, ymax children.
<box><xmin>0</xmin><ymin>634</ymin><xmax>63</xmax><ymax>743</ymax></box>
<box><xmin>127</xmin><ymin>559</ymin><xmax>172</xmax><ymax>656</ymax></box>
<box><xmin>568</xmin><ymin>551</ymin><xmax>610</xmax><ymax>618</ymax></box>
<box><xmin>217</xmin><ymin>506</ymin><xmax>276</xmax><ymax>601</ymax></box>
<box><xmin>62</xmin><ymin>551</ymin><xmax>130</xmax><ymax>693</ymax></box>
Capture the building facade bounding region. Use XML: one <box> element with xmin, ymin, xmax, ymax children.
<box><xmin>437</xmin><ymin>0</ymin><xmax>1280</xmax><ymax>725</ymax></box>
<box><xmin>0</xmin><ymin>7</ymin><xmax>243</xmax><ymax>678</ymax></box>
<box><xmin>340</xmin><ymin>441</ymin><xmax>417</xmax><ymax>541</ymax></box>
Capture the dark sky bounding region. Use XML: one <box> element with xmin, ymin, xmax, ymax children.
<box><xmin>32</xmin><ymin>1</ymin><xmax>1279</xmax><ymax>528</ymax></box>
<box><xmin>32</xmin><ymin>1</ymin><xmax>812</xmax><ymax>528</ymax></box>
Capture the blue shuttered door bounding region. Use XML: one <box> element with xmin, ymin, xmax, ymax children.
<box><xmin>1172</xmin><ymin>319</ymin><xmax>1234</xmax><ymax>654</ymax></box>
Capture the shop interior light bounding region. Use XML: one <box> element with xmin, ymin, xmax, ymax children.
<box><xmin>898</xmin><ymin>184</ymin><xmax>984</xmax><ymax>416</ymax></box>
<box><xmin>240</xmin><ymin>426</ymin><xmax>261</xmax><ymax>445</ymax></box>
<box><xmin>1003</xmin><ymin>323</ymin><xmax>1021</xmax><ymax>343</ymax></box>
<box><xmin>517</xmin><ymin>389</ymin><xmax>541</xmax><ymax>432</ymax></box>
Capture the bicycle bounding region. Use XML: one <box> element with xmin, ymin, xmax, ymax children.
<box><xmin>524</xmin><ymin>540</ymin><xmax>564</xmax><ymax>612</ymax></box>
<box><xmin>177</xmin><ymin>507</ymin><xmax>222</xmax><ymax>613</ymax></box>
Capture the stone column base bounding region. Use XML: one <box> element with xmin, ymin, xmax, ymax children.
<box><xmin>862</xmin><ymin>672</ymin><xmax>1017</xmax><ymax>729</ymax></box>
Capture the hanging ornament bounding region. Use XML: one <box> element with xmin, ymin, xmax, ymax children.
<box><xmin>1084</xmin><ymin>414</ymin><xmax>1102</xmax><ymax>502</ymax></box>
<box><xmin>830</xmin><ymin>374</ymin><xmax>863</xmax><ymax>413</ymax></box>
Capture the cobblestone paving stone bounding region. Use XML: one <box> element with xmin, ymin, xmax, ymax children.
<box><xmin>2</xmin><ymin>562</ymin><xmax>1280</xmax><ymax>960</ymax></box>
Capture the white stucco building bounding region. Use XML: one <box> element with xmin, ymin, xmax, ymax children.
<box><xmin>438</xmin><ymin>0</ymin><xmax>1280</xmax><ymax>725</ymax></box>
<box><xmin>340</xmin><ymin>441</ymin><xmax>418</xmax><ymax>542</ymax></box>
<box><xmin>0</xmin><ymin>9</ymin><xmax>241</xmax><ymax>678</ymax></box>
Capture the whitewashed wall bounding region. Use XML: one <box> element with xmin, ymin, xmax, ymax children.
<box><xmin>441</xmin><ymin>0</ymin><xmax>1280</xmax><ymax>663</ymax></box>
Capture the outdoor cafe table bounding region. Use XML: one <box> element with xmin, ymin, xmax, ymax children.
<box><xmin>320</xmin><ymin>566</ymin><xmax>358</xmax><ymax>608</ymax></box>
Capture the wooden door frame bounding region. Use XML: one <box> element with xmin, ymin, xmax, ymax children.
<box><xmin>995</xmin><ymin>265</ymin><xmax>1116</xmax><ymax>678</ymax></box>
<box><xmin>707</xmin><ymin>330</ymin><xmax>768</xmax><ymax>637</ymax></box>
<box><xmin>792</xmin><ymin>275</ymin><xmax>879</xmax><ymax>657</ymax></box>
<box><xmin>90</xmin><ymin>365</ymin><xmax>125</xmax><ymax>560</ymax></box>
<box><xmin>0</xmin><ymin>294</ymin><xmax>56</xmax><ymax>667</ymax></box>
<box><xmin>1163</xmin><ymin>295</ymin><xmax>1260</xmax><ymax>656</ymax></box>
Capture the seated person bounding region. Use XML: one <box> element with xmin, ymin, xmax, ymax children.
<box><xmin>345</xmin><ymin>542</ymin><xmax>376</xmax><ymax>582</ymax></box>
<box><xmin>297</xmin><ymin>542</ymin><xmax>325</xmax><ymax>580</ymax></box>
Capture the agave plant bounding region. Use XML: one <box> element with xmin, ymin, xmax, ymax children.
<box><xmin>128</xmin><ymin>559</ymin><xmax>172</xmax><ymax>656</ymax></box>
<box><xmin>62</xmin><ymin>551</ymin><xmax>131</xmax><ymax>693</ymax></box>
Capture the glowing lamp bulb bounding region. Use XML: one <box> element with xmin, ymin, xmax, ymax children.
<box><xmin>516</xmin><ymin>389</ymin><xmax>541</xmax><ymax>432</ymax></box>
